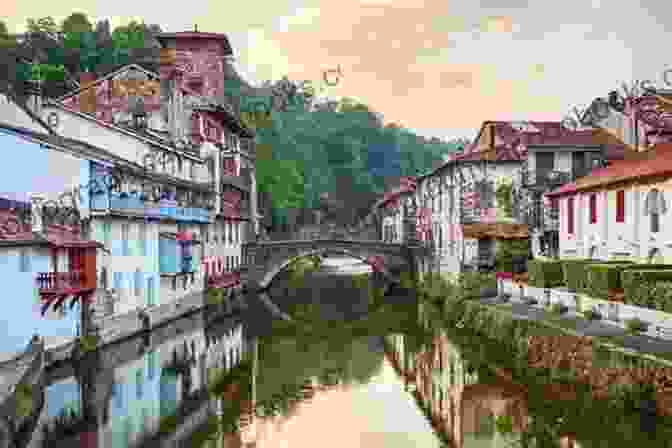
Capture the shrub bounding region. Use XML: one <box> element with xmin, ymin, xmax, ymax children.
<box><xmin>551</xmin><ymin>302</ymin><xmax>569</xmax><ymax>314</ymax></box>
<box><xmin>622</xmin><ymin>270</ymin><xmax>672</xmax><ymax>308</ymax></box>
<box><xmin>583</xmin><ymin>308</ymin><xmax>602</xmax><ymax>320</ymax></box>
<box><xmin>586</xmin><ymin>264</ymin><xmax>631</xmax><ymax>300</ymax></box>
<box><xmin>457</xmin><ymin>272</ymin><xmax>496</xmax><ymax>300</ymax></box>
<box><xmin>528</xmin><ymin>259</ymin><xmax>564</xmax><ymax>288</ymax></box>
<box><xmin>625</xmin><ymin>318</ymin><xmax>649</xmax><ymax>334</ymax></box>
<box><xmin>561</xmin><ymin>259</ymin><xmax>633</xmax><ymax>293</ymax></box>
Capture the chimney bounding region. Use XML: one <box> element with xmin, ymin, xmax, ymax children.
<box><xmin>24</xmin><ymin>79</ymin><xmax>43</xmax><ymax>116</ymax></box>
<box><xmin>29</xmin><ymin>193</ymin><xmax>46</xmax><ymax>234</ymax></box>
<box><xmin>79</xmin><ymin>72</ymin><xmax>97</xmax><ymax>115</ymax></box>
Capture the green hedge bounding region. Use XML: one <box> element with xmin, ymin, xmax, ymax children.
<box><xmin>561</xmin><ymin>259</ymin><xmax>633</xmax><ymax>293</ymax></box>
<box><xmin>622</xmin><ymin>270</ymin><xmax>672</xmax><ymax>309</ymax></box>
<box><xmin>456</xmin><ymin>272</ymin><xmax>496</xmax><ymax>300</ymax></box>
<box><xmin>586</xmin><ymin>264</ymin><xmax>631</xmax><ymax>300</ymax></box>
<box><xmin>528</xmin><ymin>259</ymin><xmax>564</xmax><ymax>288</ymax></box>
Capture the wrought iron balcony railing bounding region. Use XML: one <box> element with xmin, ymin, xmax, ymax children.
<box><xmin>36</xmin><ymin>270</ymin><xmax>87</xmax><ymax>292</ymax></box>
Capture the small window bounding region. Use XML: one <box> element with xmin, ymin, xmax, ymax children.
<box><xmin>135</xmin><ymin>269</ymin><xmax>142</xmax><ymax>297</ymax></box>
<box><xmin>146</xmin><ymin>350</ymin><xmax>156</xmax><ymax>380</ymax></box>
<box><xmin>567</xmin><ymin>197</ymin><xmax>575</xmax><ymax>234</ymax></box>
<box><xmin>19</xmin><ymin>249</ymin><xmax>31</xmax><ymax>272</ymax></box>
<box><xmin>616</xmin><ymin>190</ymin><xmax>625</xmax><ymax>223</ymax></box>
<box><xmin>136</xmin><ymin>369</ymin><xmax>143</xmax><ymax>399</ymax></box>
<box><xmin>122</xmin><ymin>224</ymin><xmax>130</xmax><ymax>256</ymax></box>
<box><xmin>103</xmin><ymin>222</ymin><xmax>112</xmax><ymax>249</ymax></box>
<box><xmin>114</xmin><ymin>272</ymin><xmax>123</xmax><ymax>291</ymax></box>
<box><xmin>139</xmin><ymin>223</ymin><xmax>147</xmax><ymax>256</ymax></box>
<box><xmin>589</xmin><ymin>194</ymin><xmax>597</xmax><ymax>224</ymax></box>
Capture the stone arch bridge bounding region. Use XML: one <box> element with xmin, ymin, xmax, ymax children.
<box><xmin>240</xmin><ymin>239</ymin><xmax>432</xmax><ymax>292</ymax></box>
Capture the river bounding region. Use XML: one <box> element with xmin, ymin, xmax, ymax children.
<box><xmin>18</xmin><ymin>257</ymin><xmax>672</xmax><ymax>448</ymax></box>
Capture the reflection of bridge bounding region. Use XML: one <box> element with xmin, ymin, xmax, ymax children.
<box><xmin>239</xmin><ymin>239</ymin><xmax>433</xmax><ymax>292</ymax></box>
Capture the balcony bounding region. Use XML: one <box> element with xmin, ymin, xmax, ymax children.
<box><xmin>92</xmin><ymin>194</ymin><xmax>213</xmax><ymax>222</ymax></box>
<box><xmin>36</xmin><ymin>270</ymin><xmax>88</xmax><ymax>294</ymax></box>
<box><xmin>521</xmin><ymin>169</ymin><xmax>575</xmax><ymax>191</ymax></box>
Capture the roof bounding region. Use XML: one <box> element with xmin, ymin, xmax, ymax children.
<box><xmin>155</xmin><ymin>32</ymin><xmax>234</xmax><ymax>56</ymax></box>
<box><xmin>546</xmin><ymin>143</ymin><xmax>672</xmax><ymax>197</ymax></box>
<box><xmin>54</xmin><ymin>64</ymin><xmax>159</xmax><ymax>102</ymax></box>
<box><xmin>420</xmin><ymin>121</ymin><xmax>630</xmax><ymax>181</ymax></box>
<box><xmin>462</xmin><ymin>222</ymin><xmax>529</xmax><ymax>239</ymax></box>
<box><xmin>0</xmin><ymin>208</ymin><xmax>103</xmax><ymax>248</ymax></box>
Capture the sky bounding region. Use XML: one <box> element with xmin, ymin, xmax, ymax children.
<box><xmin>2</xmin><ymin>0</ymin><xmax>672</xmax><ymax>140</ymax></box>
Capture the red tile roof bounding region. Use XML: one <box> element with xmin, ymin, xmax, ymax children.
<box><xmin>546</xmin><ymin>144</ymin><xmax>672</xmax><ymax>197</ymax></box>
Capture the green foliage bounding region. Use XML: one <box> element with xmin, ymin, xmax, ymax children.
<box><xmin>15</xmin><ymin>383</ymin><xmax>33</xmax><ymax>418</ymax></box>
<box><xmin>560</xmin><ymin>259</ymin><xmax>632</xmax><ymax>293</ymax></box>
<box><xmin>586</xmin><ymin>264</ymin><xmax>630</xmax><ymax>300</ymax></box>
<box><xmin>456</xmin><ymin>272</ymin><xmax>496</xmax><ymax>300</ymax></box>
<box><xmin>495</xmin><ymin>182</ymin><xmax>514</xmax><ymax>217</ymax></box>
<box><xmin>29</xmin><ymin>63</ymin><xmax>66</xmax><ymax>82</ymax></box>
<box><xmin>495</xmin><ymin>239</ymin><xmax>528</xmax><ymax>272</ymax></box>
<box><xmin>583</xmin><ymin>308</ymin><xmax>601</xmax><ymax>320</ymax></box>
<box><xmin>625</xmin><ymin>318</ymin><xmax>649</xmax><ymax>334</ymax></box>
<box><xmin>79</xmin><ymin>334</ymin><xmax>99</xmax><ymax>353</ymax></box>
<box><xmin>622</xmin><ymin>269</ymin><xmax>672</xmax><ymax>309</ymax></box>
<box><xmin>26</xmin><ymin>17</ymin><xmax>59</xmax><ymax>35</ymax></box>
<box><xmin>528</xmin><ymin>259</ymin><xmax>564</xmax><ymax>288</ymax></box>
<box><xmin>551</xmin><ymin>302</ymin><xmax>569</xmax><ymax>314</ymax></box>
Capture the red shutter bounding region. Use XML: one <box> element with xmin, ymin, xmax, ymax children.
<box><xmin>567</xmin><ymin>197</ymin><xmax>575</xmax><ymax>234</ymax></box>
<box><xmin>589</xmin><ymin>194</ymin><xmax>597</xmax><ymax>223</ymax></box>
<box><xmin>616</xmin><ymin>190</ymin><xmax>625</xmax><ymax>223</ymax></box>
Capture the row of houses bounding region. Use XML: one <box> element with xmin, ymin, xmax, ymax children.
<box><xmin>0</xmin><ymin>31</ymin><xmax>260</xmax><ymax>359</ymax></box>
<box><xmin>371</xmin><ymin>87</ymin><xmax>672</xmax><ymax>276</ymax></box>
<box><xmin>369</xmin><ymin>105</ymin><xmax>672</xmax><ymax>273</ymax></box>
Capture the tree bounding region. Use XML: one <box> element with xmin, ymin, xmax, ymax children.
<box><xmin>61</xmin><ymin>13</ymin><xmax>93</xmax><ymax>37</ymax></box>
<box><xmin>26</xmin><ymin>17</ymin><xmax>59</xmax><ymax>36</ymax></box>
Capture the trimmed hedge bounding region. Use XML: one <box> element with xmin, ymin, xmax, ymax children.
<box><xmin>561</xmin><ymin>259</ymin><xmax>633</xmax><ymax>293</ymax></box>
<box><xmin>528</xmin><ymin>259</ymin><xmax>564</xmax><ymax>288</ymax></box>
<box><xmin>622</xmin><ymin>270</ymin><xmax>672</xmax><ymax>309</ymax></box>
<box><xmin>586</xmin><ymin>264</ymin><xmax>632</xmax><ymax>300</ymax></box>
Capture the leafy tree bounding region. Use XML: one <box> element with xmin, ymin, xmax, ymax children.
<box><xmin>26</xmin><ymin>17</ymin><xmax>59</xmax><ymax>36</ymax></box>
<box><xmin>61</xmin><ymin>13</ymin><xmax>93</xmax><ymax>38</ymax></box>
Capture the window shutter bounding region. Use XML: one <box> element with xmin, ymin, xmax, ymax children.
<box><xmin>589</xmin><ymin>194</ymin><xmax>597</xmax><ymax>223</ymax></box>
<box><xmin>567</xmin><ymin>197</ymin><xmax>575</xmax><ymax>234</ymax></box>
<box><xmin>616</xmin><ymin>190</ymin><xmax>625</xmax><ymax>223</ymax></box>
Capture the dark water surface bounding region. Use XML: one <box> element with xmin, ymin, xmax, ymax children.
<box><xmin>22</xmin><ymin>260</ymin><xmax>672</xmax><ymax>448</ymax></box>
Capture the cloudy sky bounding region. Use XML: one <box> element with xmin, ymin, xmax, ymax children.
<box><xmin>3</xmin><ymin>0</ymin><xmax>672</xmax><ymax>140</ymax></box>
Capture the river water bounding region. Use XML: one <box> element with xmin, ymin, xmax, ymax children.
<box><xmin>22</xmin><ymin>258</ymin><xmax>671</xmax><ymax>448</ymax></box>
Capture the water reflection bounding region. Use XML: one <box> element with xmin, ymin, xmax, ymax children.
<box><xmin>39</xmin><ymin>312</ymin><xmax>246</xmax><ymax>448</ymax></box>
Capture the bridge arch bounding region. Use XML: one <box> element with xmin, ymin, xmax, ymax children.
<box><xmin>242</xmin><ymin>240</ymin><xmax>424</xmax><ymax>292</ymax></box>
<box><xmin>259</xmin><ymin>247</ymin><xmax>392</xmax><ymax>290</ymax></box>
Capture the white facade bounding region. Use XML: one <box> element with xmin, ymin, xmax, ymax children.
<box><xmin>557</xmin><ymin>180</ymin><xmax>672</xmax><ymax>262</ymax></box>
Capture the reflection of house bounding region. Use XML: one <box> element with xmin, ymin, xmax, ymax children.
<box><xmin>385</xmin><ymin>332</ymin><xmax>582</xmax><ymax>448</ymax></box>
<box><xmin>547</xmin><ymin>143</ymin><xmax>672</xmax><ymax>262</ymax></box>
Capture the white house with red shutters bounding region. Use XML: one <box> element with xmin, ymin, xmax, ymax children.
<box><xmin>546</xmin><ymin>143</ymin><xmax>672</xmax><ymax>262</ymax></box>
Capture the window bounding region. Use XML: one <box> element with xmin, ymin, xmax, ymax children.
<box><xmin>136</xmin><ymin>369</ymin><xmax>143</xmax><ymax>399</ymax></box>
<box><xmin>114</xmin><ymin>272</ymin><xmax>122</xmax><ymax>292</ymax></box>
<box><xmin>235</xmin><ymin>222</ymin><xmax>240</xmax><ymax>244</ymax></box>
<box><xmin>103</xmin><ymin>222</ymin><xmax>112</xmax><ymax>249</ymax></box>
<box><xmin>616</xmin><ymin>190</ymin><xmax>625</xmax><ymax>223</ymax></box>
<box><xmin>146</xmin><ymin>277</ymin><xmax>154</xmax><ymax>306</ymax></box>
<box><xmin>139</xmin><ymin>223</ymin><xmax>147</xmax><ymax>256</ymax></box>
<box><xmin>228</xmin><ymin>221</ymin><xmax>233</xmax><ymax>245</ymax></box>
<box><xmin>122</xmin><ymin>224</ymin><xmax>130</xmax><ymax>255</ymax></box>
<box><xmin>589</xmin><ymin>194</ymin><xmax>597</xmax><ymax>224</ymax></box>
<box><xmin>19</xmin><ymin>249</ymin><xmax>30</xmax><ymax>272</ymax></box>
<box><xmin>113</xmin><ymin>383</ymin><xmax>123</xmax><ymax>409</ymax></box>
<box><xmin>645</xmin><ymin>189</ymin><xmax>666</xmax><ymax>234</ymax></box>
<box><xmin>146</xmin><ymin>350</ymin><xmax>156</xmax><ymax>380</ymax></box>
<box><xmin>135</xmin><ymin>269</ymin><xmax>142</xmax><ymax>297</ymax></box>
<box><xmin>567</xmin><ymin>197</ymin><xmax>575</xmax><ymax>234</ymax></box>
